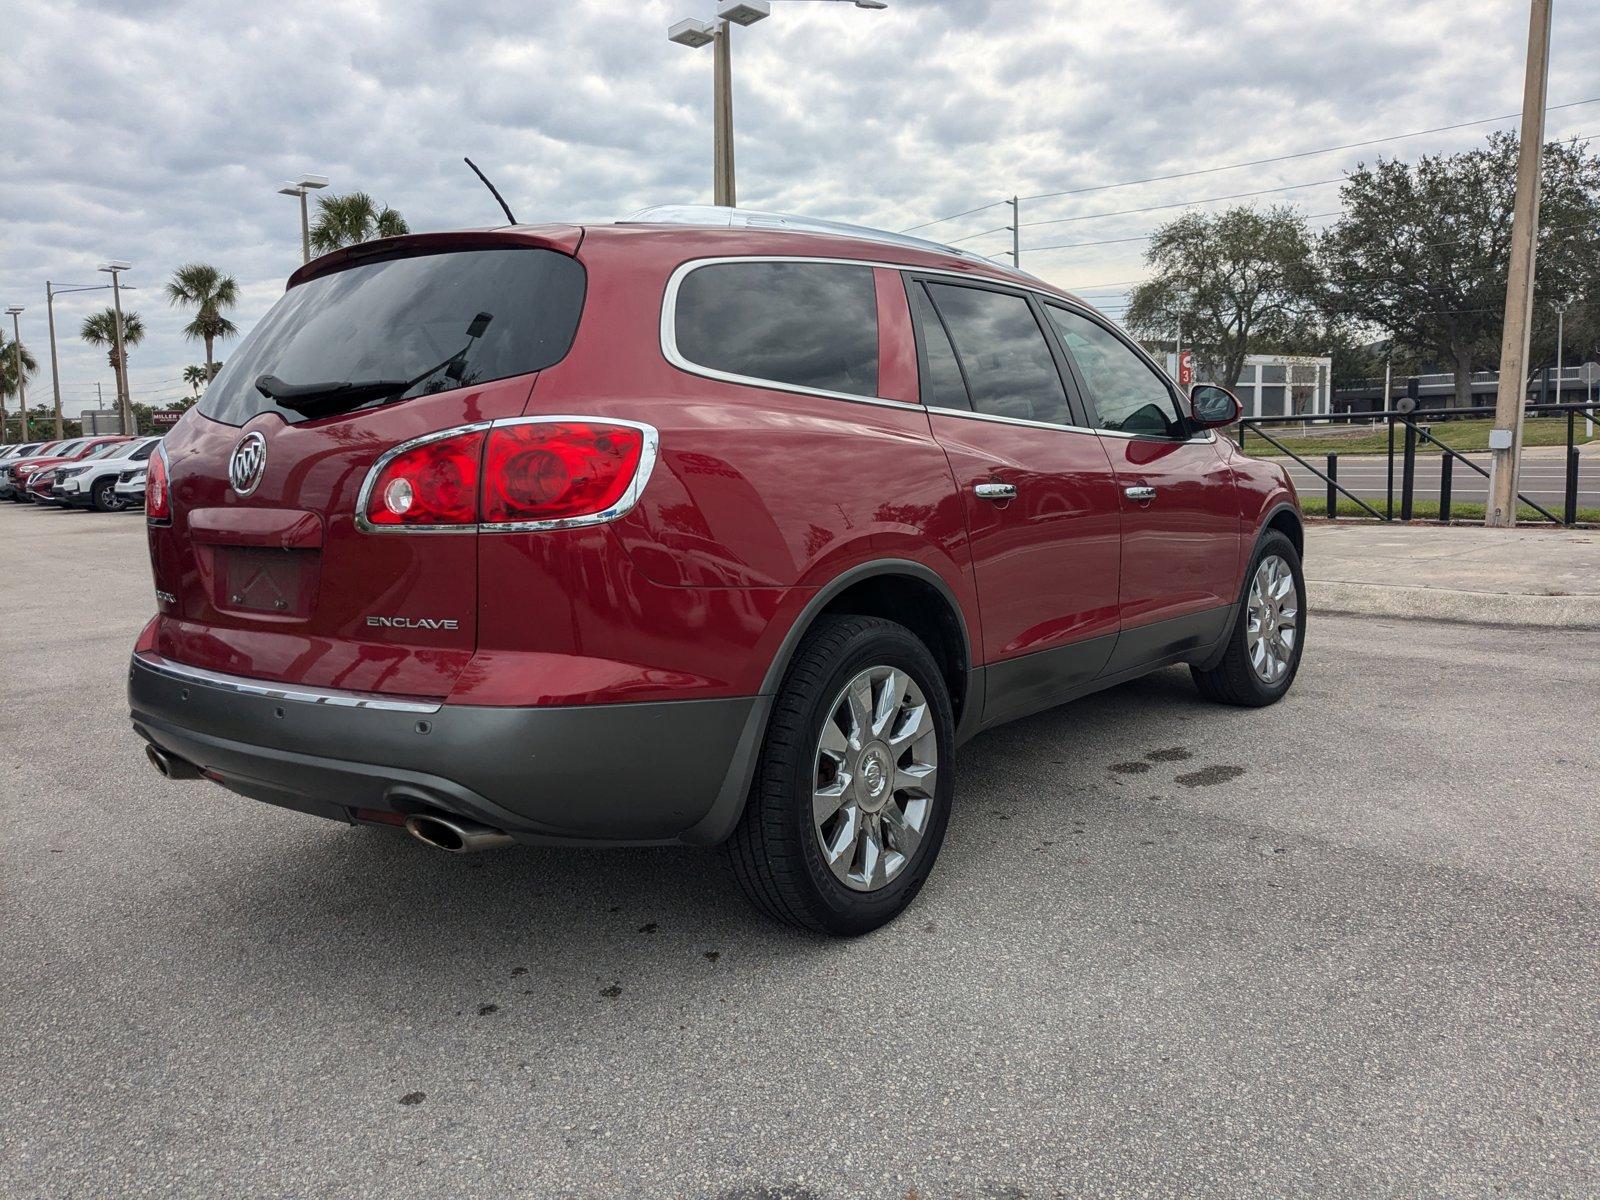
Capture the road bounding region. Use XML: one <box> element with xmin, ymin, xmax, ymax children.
<box><xmin>1268</xmin><ymin>449</ymin><xmax>1600</xmax><ymax>510</ymax></box>
<box><xmin>2</xmin><ymin>503</ymin><xmax>1597</xmax><ymax>1198</ymax></box>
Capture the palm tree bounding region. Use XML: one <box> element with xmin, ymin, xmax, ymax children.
<box><xmin>310</xmin><ymin>191</ymin><xmax>410</xmax><ymax>255</ymax></box>
<box><xmin>81</xmin><ymin>308</ymin><xmax>146</xmax><ymax>380</ymax></box>
<box><xmin>166</xmin><ymin>263</ymin><xmax>239</xmax><ymax>381</ymax></box>
<box><xmin>1</xmin><ymin>332</ymin><xmax>39</xmax><ymax>439</ymax></box>
<box><xmin>183</xmin><ymin>364</ymin><xmax>209</xmax><ymax>396</ymax></box>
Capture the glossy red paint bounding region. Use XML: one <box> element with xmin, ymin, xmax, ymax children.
<box><xmin>143</xmin><ymin>219</ymin><xmax>1297</xmax><ymax>718</ymax></box>
<box><xmin>1099</xmin><ymin>435</ymin><xmax>1241</xmax><ymax>627</ymax></box>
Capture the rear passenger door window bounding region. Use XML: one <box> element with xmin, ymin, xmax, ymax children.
<box><xmin>906</xmin><ymin>281</ymin><xmax>971</xmax><ymax>411</ymax></box>
<box><xmin>922</xmin><ymin>282</ymin><xmax>1073</xmax><ymax>427</ymax></box>
<box><xmin>1045</xmin><ymin>305</ymin><xmax>1187</xmax><ymax>438</ymax></box>
<box><xmin>671</xmin><ymin>260</ymin><xmax>879</xmax><ymax>398</ymax></box>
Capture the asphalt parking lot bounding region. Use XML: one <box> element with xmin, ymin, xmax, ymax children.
<box><xmin>2</xmin><ymin>502</ymin><xmax>1596</xmax><ymax>1199</ymax></box>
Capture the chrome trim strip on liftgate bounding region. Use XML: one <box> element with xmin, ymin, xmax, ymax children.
<box><xmin>132</xmin><ymin>651</ymin><xmax>443</xmax><ymax>714</ymax></box>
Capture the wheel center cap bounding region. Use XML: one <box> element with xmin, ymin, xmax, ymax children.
<box><xmin>857</xmin><ymin>744</ymin><xmax>891</xmax><ymax>812</ymax></box>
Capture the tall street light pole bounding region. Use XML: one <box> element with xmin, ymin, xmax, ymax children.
<box><xmin>45</xmin><ymin>283</ymin><xmax>64</xmax><ymax>439</ymax></box>
<box><xmin>278</xmin><ymin>174</ymin><xmax>329</xmax><ymax>264</ymax></box>
<box><xmin>44</xmin><ymin>282</ymin><xmax>118</xmax><ymax>441</ymax></box>
<box><xmin>98</xmin><ymin>261</ymin><xmax>134</xmax><ymax>435</ymax></box>
<box><xmin>1485</xmin><ymin>0</ymin><xmax>1552</xmax><ymax>528</ymax></box>
<box><xmin>4</xmin><ymin>306</ymin><xmax>25</xmax><ymax>444</ymax></box>
<box><xmin>669</xmin><ymin>1</ymin><xmax>888</xmax><ymax>207</ymax></box>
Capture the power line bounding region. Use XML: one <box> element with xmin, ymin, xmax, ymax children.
<box><xmin>900</xmin><ymin>96</ymin><xmax>1599</xmax><ymax>233</ymax></box>
<box><xmin>1026</xmin><ymin>210</ymin><xmax>1344</xmax><ymax>255</ymax></box>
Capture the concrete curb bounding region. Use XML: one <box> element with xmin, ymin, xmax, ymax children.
<box><xmin>1311</xmin><ymin>579</ymin><xmax>1600</xmax><ymax>631</ymax></box>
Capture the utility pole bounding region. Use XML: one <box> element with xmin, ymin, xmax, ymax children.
<box><xmin>713</xmin><ymin>17</ymin><xmax>736</xmax><ymax>206</ymax></box>
<box><xmin>1553</xmin><ymin>301</ymin><xmax>1566</xmax><ymax>405</ymax></box>
<box><xmin>44</xmin><ymin>283</ymin><xmax>64</xmax><ymax>439</ymax></box>
<box><xmin>1486</xmin><ymin>0</ymin><xmax>1552</xmax><ymax>527</ymax></box>
<box><xmin>4</xmin><ymin>307</ymin><xmax>25</xmax><ymax>443</ymax></box>
<box><xmin>1008</xmin><ymin>196</ymin><xmax>1020</xmax><ymax>268</ymax></box>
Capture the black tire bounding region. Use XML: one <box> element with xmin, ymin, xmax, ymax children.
<box><xmin>1191</xmin><ymin>529</ymin><xmax>1305</xmax><ymax>707</ymax></box>
<box><xmin>728</xmin><ymin>614</ymin><xmax>955</xmax><ymax>936</ymax></box>
<box><xmin>90</xmin><ymin>477</ymin><xmax>124</xmax><ymax>512</ymax></box>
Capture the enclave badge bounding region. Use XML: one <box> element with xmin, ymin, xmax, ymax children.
<box><xmin>366</xmin><ymin>616</ymin><xmax>460</xmax><ymax>631</ymax></box>
<box><xmin>228</xmin><ymin>431</ymin><xmax>267</xmax><ymax>497</ymax></box>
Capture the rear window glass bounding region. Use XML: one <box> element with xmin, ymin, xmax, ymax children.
<box><xmin>673</xmin><ymin>261</ymin><xmax>878</xmax><ymax>397</ymax></box>
<box><xmin>199</xmin><ymin>247</ymin><xmax>586</xmax><ymax>426</ymax></box>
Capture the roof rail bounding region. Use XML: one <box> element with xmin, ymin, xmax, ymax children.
<box><xmin>619</xmin><ymin>204</ymin><xmax>999</xmax><ymax>267</ymax></box>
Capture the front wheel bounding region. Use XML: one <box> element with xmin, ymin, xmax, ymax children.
<box><xmin>91</xmin><ymin>477</ymin><xmax>128</xmax><ymax>512</ymax></box>
<box><xmin>1192</xmin><ymin>530</ymin><xmax>1305</xmax><ymax>707</ymax></box>
<box><xmin>728</xmin><ymin>614</ymin><xmax>955</xmax><ymax>935</ymax></box>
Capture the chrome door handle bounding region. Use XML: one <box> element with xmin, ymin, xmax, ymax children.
<box><xmin>974</xmin><ymin>482</ymin><xmax>1018</xmax><ymax>502</ymax></box>
<box><xmin>1123</xmin><ymin>485</ymin><xmax>1157</xmax><ymax>502</ymax></box>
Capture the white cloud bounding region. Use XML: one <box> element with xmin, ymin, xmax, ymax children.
<box><xmin>2</xmin><ymin>0</ymin><xmax>1596</xmax><ymax>415</ymax></box>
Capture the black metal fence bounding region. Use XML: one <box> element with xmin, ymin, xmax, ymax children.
<box><xmin>1236</xmin><ymin>402</ymin><xmax>1600</xmax><ymax>526</ymax></box>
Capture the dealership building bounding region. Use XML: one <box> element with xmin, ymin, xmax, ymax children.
<box><xmin>1164</xmin><ymin>352</ymin><xmax>1334</xmax><ymax>419</ymax></box>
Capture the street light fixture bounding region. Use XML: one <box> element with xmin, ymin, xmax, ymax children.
<box><xmin>668</xmin><ymin>0</ymin><xmax>887</xmax><ymax>207</ymax></box>
<box><xmin>97</xmin><ymin>261</ymin><xmax>134</xmax><ymax>435</ymax></box>
<box><xmin>278</xmin><ymin>173</ymin><xmax>329</xmax><ymax>264</ymax></box>
<box><xmin>3</xmin><ymin>306</ymin><xmax>24</xmax><ymax>445</ymax></box>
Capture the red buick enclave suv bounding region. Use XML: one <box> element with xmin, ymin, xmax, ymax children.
<box><xmin>129</xmin><ymin>207</ymin><xmax>1304</xmax><ymax>933</ymax></box>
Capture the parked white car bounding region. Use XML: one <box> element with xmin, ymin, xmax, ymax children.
<box><xmin>114</xmin><ymin>465</ymin><xmax>148</xmax><ymax>507</ymax></box>
<box><xmin>53</xmin><ymin>436</ymin><xmax>162</xmax><ymax>511</ymax></box>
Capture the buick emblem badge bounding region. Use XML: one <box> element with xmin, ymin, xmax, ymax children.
<box><xmin>228</xmin><ymin>431</ymin><xmax>267</xmax><ymax>497</ymax></box>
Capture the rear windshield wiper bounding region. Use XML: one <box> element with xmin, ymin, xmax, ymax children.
<box><xmin>254</xmin><ymin>314</ymin><xmax>496</xmax><ymax>418</ymax></box>
<box><xmin>254</xmin><ymin>375</ymin><xmax>411</xmax><ymax>416</ymax></box>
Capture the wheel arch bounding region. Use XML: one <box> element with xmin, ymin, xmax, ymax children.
<box><xmin>684</xmin><ymin>559</ymin><xmax>977</xmax><ymax>848</ymax></box>
<box><xmin>759</xmin><ymin>559</ymin><xmax>975</xmax><ymax>725</ymax></box>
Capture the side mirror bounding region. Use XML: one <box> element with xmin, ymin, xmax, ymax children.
<box><xmin>1188</xmin><ymin>384</ymin><xmax>1242</xmax><ymax>429</ymax></box>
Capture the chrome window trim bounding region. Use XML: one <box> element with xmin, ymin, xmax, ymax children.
<box><xmin>353</xmin><ymin>415</ymin><xmax>660</xmax><ymax>535</ymax></box>
<box><xmin>661</xmin><ymin>255</ymin><xmax>1213</xmax><ymax>442</ymax></box>
<box><xmin>133</xmin><ymin>651</ymin><xmax>443</xmax><ymax>714</ymax></box>
<box><xmin>660</xmin><ymin>256</ymin><xmax>923</xmax><ymax>411</ymax></box>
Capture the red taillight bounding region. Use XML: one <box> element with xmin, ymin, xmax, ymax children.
<box><xmin>482</xmin><ymin>421</ymin><xmax>645</xmax><ymax>525</ymax></box>
<box><xmin>146</xmin><ymin>446</ymin><xmax>171</xmax><ymax>522</ymax></box>
<box><xmin>362</xmin><ymin>429</ymin><xmax>486</xmax><ymax>527</ymax></box>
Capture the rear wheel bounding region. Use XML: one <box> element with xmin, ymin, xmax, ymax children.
<box><xmin>91</xmin><ymin>477</ymin><xmax>127</xmax><ymax>512</ymax></box>
<box><xmin>729</xmin><ymin>615</ymin><xmax>954</xmax><ymax>935</ymax></box>
<box><xmin>1192</xmin><ymin>530</ymin><xmax>1305</xmax><ymax>707</ymax></box>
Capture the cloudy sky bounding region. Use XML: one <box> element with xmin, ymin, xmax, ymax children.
<box><xmin>3</xmin><ymin>0</ymin><xmax>1597</xmax><ymax>419</ymax></box>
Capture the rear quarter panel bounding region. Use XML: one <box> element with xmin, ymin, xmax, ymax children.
<box><xmin>471</xmin><ymin>228</ymin><xmax>978</xmax><ymax>702</ymax></box>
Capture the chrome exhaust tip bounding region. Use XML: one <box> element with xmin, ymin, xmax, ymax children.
<box><xmin>145</xmin><ymin>744</ymin><xmax>201</xmax><ymax>781</ymax></box>
<box><xmin>404</xmin><ymin>813</ymin><xmax>514</xmax><ymax>854</ymax></box>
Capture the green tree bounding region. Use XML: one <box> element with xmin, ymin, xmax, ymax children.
<box><xmin>183</xmin><ymin>364</ymin><xmax>209</xmax><ymax>396</ymax></box>
<box><xmin>80</xmin><ymin>308</ymin><xmax>147</xmax><ymax>392</ymax></box>
<box><xmin>166</xmin><ymin>263</ymin><xmax>240</xmax><ymax>381</ymax></box>
<box><xmin>1124</xmin><ymin>205</ymin><xmax>1320</xmax><ymax>387</ymax></box>
<box><xmin>2</xmin><ymin>331</ymin><xmax>40</xmax><ymax>440</ymax></box>
<box><xmin>1319</xmin><ymin>132</ymin><xmax>1600</xmax><ymax>408</ymax></box>
<box><xmin>309</xmin><ymin>191</ymin><xmax>409</xmax><ymax>254</ymax></box>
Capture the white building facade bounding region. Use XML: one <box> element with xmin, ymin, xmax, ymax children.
<box><xmin>1165</xmin><ymin>353</ymin><xmax>1333</xmax><ymax>419</ymax></box>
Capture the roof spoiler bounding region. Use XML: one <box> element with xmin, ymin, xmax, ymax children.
<box><xmin>286</xmin><ymin>225</ymin><xmax>585</xmax><ymax>289</ymax></box>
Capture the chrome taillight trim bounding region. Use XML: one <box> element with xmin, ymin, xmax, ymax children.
<box><xmin>353</xmin><ymin>415</ymin><xmax>660</xmax><ymax>535</ymax></box>
<box><xmin>145</xmin><ymin>439</ymin><xmax>173</xmax><ymax>527</ymax></box>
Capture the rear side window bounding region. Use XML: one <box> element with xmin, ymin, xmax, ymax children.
<box><xmin>924</xmin><ymin>283</ymin><xmax>1072</xmax><ymax>426</ymax></box>
<box><xmin>1045</xmin><ymin>306</ymin><xmax>1186</xmax><ymax>438</ymax></box>
<box><xmin>672</xmin><ymin>261</ymin><xmax>878</xmax><ymax>397</ymax></box>
<box><xmin>199</xmin><ymin>247</ymin><xmax>587</xmax><ymax>426</ymax></box>
<box><xmin>907</xmin><ymin>282</ymin><xmax>971</xmax><ymax>411</ymax></box>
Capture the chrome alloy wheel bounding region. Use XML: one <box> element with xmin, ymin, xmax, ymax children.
<box><xmin>812</xmin><ymin>665</ymin><xmax>939</xmax><ymax>893</ymax></box>
<box><xmin>1246</xmin><ymin>553</ymin><xmax>1300</xmax><ymax>684</ymax></box>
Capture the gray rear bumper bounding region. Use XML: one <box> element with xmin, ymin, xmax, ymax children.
<box><xmin>128</xmin><ymin>652</ymin><xmax>768</xmax><ymax>846</ymax></box>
